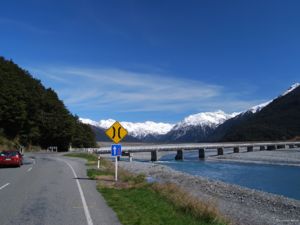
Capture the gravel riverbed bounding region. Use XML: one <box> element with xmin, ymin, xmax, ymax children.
<box><xmin>118</xmin><ymin>156</ymin><xmax>300</xmax><ymax>225</ymax></box>
<box><xmin>211</xmin><ymin>149</ymin><xmax>300</xmax><ymax>167</ymax></box>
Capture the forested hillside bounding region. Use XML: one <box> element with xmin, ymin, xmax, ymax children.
<box><xmin>0</xmin><ymin>56</ymin><xmax>96</xmax><ymax>151</ymax></box>
<box><xmin>221</xmin><ymin>86</ymin><xmax>300</xmax><ymax>141</ymax></box>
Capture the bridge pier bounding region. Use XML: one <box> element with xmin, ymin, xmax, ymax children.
<box><xmin>289</xmin><ymin>144</ymin><xmax>295</xmax><ymax>149</ymax></box>
<box><xmin>198</xmin><ymin>148</ymin><xmax>205</xmax><ymax>159</ymax></box>
<box><xmin>277</xmin><ymin>145</ymin><xmax>285</xmax><ymax>149</ymax></box>
<box><xmin>233</xmin><ymin>147</ymin><xmax>239</xmax><ymax>153</ymax></box>
<box><xmin>267</xmin><ymin>145</ymin><xmax>276</xmax><ymax>150</ymax></box>
<box><xmin>260</xmin><ymin>146</ymin><xmax>266</xmax><ymax>151</ymax></box>
<box><xmin>175</xmin><ymin>149</ymin><xmax>184</xmax><ymax>160</ymax></box>
<box><xmin>217</xmin><ymin>147</ymin><xmax>224</xmax><ymax>155</ymax></box>
<box><xmin>122</xmin><ymin>152</ymin><xmax>133</xmax><ymax>162</ymax></box>
<box><xmin>247</xmin><ymin>146</ymin><xmax>253</xmax><ymax>152</ymax></box>
<box><xmin>151</xmin><ymin>150</ymin><xmax>158</xmax><ymax>161</ymax></box>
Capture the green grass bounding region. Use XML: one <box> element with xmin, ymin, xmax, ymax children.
<box><xmin>99</xmin><ymin>187</ymin><xmax>225</xmax><ymax>225</ymax></box>
<box><xmin>64</xmin><ymin>152</ymin><xmax>98</xmax><ymax>162</ymax></box>
<box><xmin>87</xmin><ymin>168</ymin><xmax>112</xmax><ymax>179</ymax></box>
<box><xmin>64</xmin><ymin>152</ymin><xmax>112</xmax><ymax>167</ymax></box>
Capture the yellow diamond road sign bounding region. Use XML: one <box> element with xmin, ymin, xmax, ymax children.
<box><xmin>105</xmin><ymin>121</ymin><xmax>128</xmax><ymax>144</ymax></box>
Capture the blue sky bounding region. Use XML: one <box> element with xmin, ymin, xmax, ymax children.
<box><xmin>1</xmin><ymin>0</ymin><xmax>300</xmax><ymax>123</ymax></box>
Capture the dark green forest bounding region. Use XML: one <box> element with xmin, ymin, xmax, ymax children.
<box><xmin>0</xmin><ymin>56</ymin><xmax>96</xmax><ymax>151</ymax></box>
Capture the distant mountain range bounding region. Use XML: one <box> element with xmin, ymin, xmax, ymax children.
<box><xmin>80</xmin><ymin>83</ymin><xmax>300</xmax><ymax>142</ymax></box>
<box><xmin>80</xmin><ymin>111</ymin><xmax>237</xmax><ymax>142</ymax></box>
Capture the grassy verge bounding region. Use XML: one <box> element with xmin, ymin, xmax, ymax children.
<box><xmin>65</xmin><ymin>153</ymin><xmax>228</xmax><ymax>225</ymax></box>
<box><xmin>64</xmin><ymin>152</ymin><xmax>98</xmax><ymax>163</ymax></box>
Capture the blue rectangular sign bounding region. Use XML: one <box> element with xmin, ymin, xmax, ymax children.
<box><xmin>111</xmin><ymin>144</ymin><xmax>122</xmax><ymax>157</ymax></box>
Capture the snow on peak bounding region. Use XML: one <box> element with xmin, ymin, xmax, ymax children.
<box><xmin>79</xmin><ymin>118</ymin><xmax>99</xmax><ymax>127</ymax></box>
<box><xmin>282</xmin><ymin>83</ymin><xmax>300</xmax><ymax>96</ymax></box>
<box><xmin>98</xmin><ymin>119</ymin><xmax>116</xmax><ymax>129</ymax></box>
<box><xmin>80</xmin><ymin>118</ymin><xmax>174</xmax><ymax>138</ymax></box>
<box><xmin>174</xmin><ymin>110</ymin><xmax>237</xmax><ymax>130</ymax></box>
<box><xmin>121</xmin><ymin>121</ymin><xmax>175</xmax><ymax>138</ymax></box>
<box><xmin>248</xmin><ymin>100</ymin><xmax>272</xmax><ymax>113</ymax></box>
<box><xmin>247</xmin><ymin>83</ymin><xmax>300</xmax><ymax>114</ymax></box>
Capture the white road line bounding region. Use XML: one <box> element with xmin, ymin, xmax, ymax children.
<box><xmin>61</xmin><ymin>160</ymin><xmax>94</xmax><ymax>225</ymax></box>
<box><xmin>27</xmin><ymin>167</ymin><xmax>32</xmax><ymax>172</ymax></box>
<box><xmin>0</xmin><ymin>183</ymin><xmax>10</xmax><ymax>190</ymax></box>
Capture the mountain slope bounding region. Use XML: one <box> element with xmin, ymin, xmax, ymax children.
<box><xmin>220</xmin><ymin>84</ymin><xmax>300</xmax><ymax>141</ymax></box>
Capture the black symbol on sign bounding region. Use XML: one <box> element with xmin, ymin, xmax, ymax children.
<box><xmin>112</xmin><ymin>127</ymin><xmax>122</xmax><ymax>139</ymax></box>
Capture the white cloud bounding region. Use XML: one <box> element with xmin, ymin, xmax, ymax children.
<box><xmin>29</xmin><ymin>66</ymin><xmax>267</xmax><ymax>116</ymax></box>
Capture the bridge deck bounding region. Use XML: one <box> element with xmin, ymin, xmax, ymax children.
<box><xmin>73</xmin><ymin>141</ymin><xmax>300</xmax><ymax>154</ymax></box>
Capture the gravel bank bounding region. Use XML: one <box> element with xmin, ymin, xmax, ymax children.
<box><xmin>211</xmin><ymin>149</ymin><xmax>300</xmax><ymax>167</ymax></box>
<box><xmin>118</xmin><ymin>160</ymin><xmax>300</xmax><ymax>225</ymax></box>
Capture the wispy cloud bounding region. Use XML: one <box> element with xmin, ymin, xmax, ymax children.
<box><xmin>0</xmin><ymin>18</ymin><xmax>52</xmax><ymax>34</ymax></box>
<box><xmin>29</xmin><ymin>66</ymin><xmax>266</xmax><ymax>118</ymax></box>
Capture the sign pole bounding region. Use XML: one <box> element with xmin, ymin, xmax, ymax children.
<box><xmin>115</xmin><ymin>156</ymin><xmax>118</xmax><ymax>181</ymax></box>
<box><xmin>105</xmin><ymin>121</ymin><xmax>127</xmax><ymax>183</ymax></box>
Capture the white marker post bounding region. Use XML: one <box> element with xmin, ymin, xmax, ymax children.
<box><xmin>97</xmin><ymin>155</ymin><xmax>100</xmax><ymax>169</ymax></box>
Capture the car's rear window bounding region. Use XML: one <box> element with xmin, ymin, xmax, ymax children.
<box><xmin>0</xmin><ymin>151</ymin><xmax>18</xmax><ymax>156</ymax></box>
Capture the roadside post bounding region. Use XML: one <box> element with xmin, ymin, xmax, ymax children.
<box><xmin>97</xmin><ymin>155</ymin><xmax>100</xmax><ymax>169</ymax></box>
<box><xmin>105</xmin><ymin>121</ymin><xmax>128</xmax><ymax>181</ymax></box>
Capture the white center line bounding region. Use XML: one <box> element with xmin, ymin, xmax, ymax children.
<box><xmin>27</xmin><ymin>167</ymin><xmax>32</xmax><ymax>172</ymax></box>
<box><xmin>0</xmin><ymin>183</ymin><xmax>10</xmax><ymax>190</ymax></box>
<box><xmin>61</xmin><ymin>159</ymin><xmax>94</xmax><ymax>225</ymax></box>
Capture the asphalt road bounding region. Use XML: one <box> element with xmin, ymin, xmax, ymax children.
<box><xmin>0</xmin><ymin>153</ymin><xmax>121</xmax><ymax>225</ymax></box>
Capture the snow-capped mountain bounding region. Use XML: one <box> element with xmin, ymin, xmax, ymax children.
<box><xmin>162</xmin><ymin>110</ymin><xmax>238</xmax><ymax>142</ymax></box>
<box><xmin>245</xmin><ymin>83</ymin><xmax>300</xmax><ymax>114</ymax></box>
<box><xmin>282</xmin><ymin>83</ymin><xmax>300</xmax><ymax>96</ymax></box>
<box><xmin>79</xmin><ymin>118</ymin><xmax>100</xmax><ymax>127</ymax></box>
<box><xmin>248</xmin><ymin>101</ymin><xmax>272</xmax><ymax>113</ymax></box>
<box><xmin>173</xmin><ymin>110</ymin><xmax>238</xmax><ymax>130</ymax></box>
<box><xmin>79</xmin><ymin>118</ymin><xmax>174</xmax><ymax>139</ymax></box>
<box><xmin>219</xmin><ymin>82</ymin><xmax>300</xmax><ymax>141</ymax></box>
<box><xmin>210</xmin><ymin>82</ymin><xmax>300</xmax><ymax>141</ymax></box>
<box><xmin>80</xmin><ymin>111</ymin><xmax>237</xmax><ymax>142</ymax></box>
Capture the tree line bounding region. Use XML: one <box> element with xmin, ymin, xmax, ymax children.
<box><xmin>0</xmin><ymin>56</ymin><xmax>96</xmax><ymax>151</ymax></box>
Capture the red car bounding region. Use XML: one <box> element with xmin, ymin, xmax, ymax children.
<box><xmin>0</xmin><ymin>150</ymin><xmax>23</xmax><ymax>167</ymax></box>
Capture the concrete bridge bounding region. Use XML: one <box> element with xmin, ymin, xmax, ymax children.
<box><xmin>73</xmin><ymin>141</ymin><xmax>300</xmax><ymax>161</ymax></box>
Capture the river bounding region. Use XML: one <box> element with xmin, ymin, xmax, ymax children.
<box><xmin>157</xmin><ymin>151</ymin><xmax>300</xmax><ymax>200</ymax></box>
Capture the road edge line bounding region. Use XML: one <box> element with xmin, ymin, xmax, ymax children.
<box><xmin>61</xmin><ymin>159</ymin><xmax>94</xmax><ymax>225</ymax></box>
<box><xmin>0</xmin><ymin>183</ymin><xmax>10</xmax><ymax>190</ymax></box>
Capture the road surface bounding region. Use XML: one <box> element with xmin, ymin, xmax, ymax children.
<box><xmin>0</xmin><ymin>153</ymin><xmax>121</xmax><ymax>225</ymax></box>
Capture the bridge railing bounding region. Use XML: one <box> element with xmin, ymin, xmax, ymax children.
<box><xmin>70</xmin><ymin>141</ymin><xmax>300</xmax><ymax>161</ymax></box>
